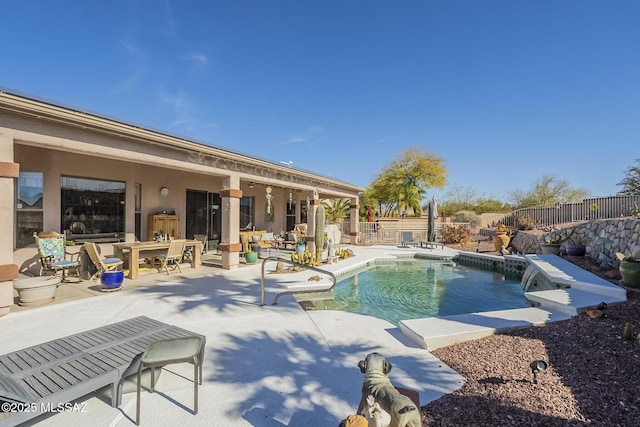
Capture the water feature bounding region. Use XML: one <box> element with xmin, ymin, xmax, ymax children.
<box><xmin>521</xmin><ymin>264</ymin><xmax>566</xmax><ymax>292</ymax></box>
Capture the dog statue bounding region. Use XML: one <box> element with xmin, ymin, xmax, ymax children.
<box><xmin>364</xmin><ymin>395</ymin><xmax>392</xmax><ymax>427</ymax></box>
<box><xmin>358</xmin><ymin>353</ymin><xmax>421</xmax><ymax>427</ymax></box>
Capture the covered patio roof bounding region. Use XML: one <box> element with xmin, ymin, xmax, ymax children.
<box><xmin>0</xmin><ymin>86</ymin><xmax>364</xmax><ymax>199</ymax></box>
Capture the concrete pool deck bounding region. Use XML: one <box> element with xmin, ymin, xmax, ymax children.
<box><xmin>1</xmin><ymin>245</ymin><xmax>464</xmax><ymax>427</ymax></box>
<box><xmin>1</xmin><ymin>245</ymin><xmax>626</xmax><ymax>426</ymax></box>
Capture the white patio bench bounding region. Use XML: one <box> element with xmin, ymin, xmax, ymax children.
<box><xmin>0</xmin><ymin>316</ymin><xmax>205</xmax><ymax>427</ymax></box>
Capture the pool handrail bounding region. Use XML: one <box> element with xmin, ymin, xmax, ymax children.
<box><xmin>260</xmin><ymin>256</ymin><xmax>337</xmax><ymax>306</ymax></box>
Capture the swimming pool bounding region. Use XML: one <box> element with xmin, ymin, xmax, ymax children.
<box><xmin>299</xmin><ymin>259</ymin><xmax>529</xmax><ymax>326</ymax></box>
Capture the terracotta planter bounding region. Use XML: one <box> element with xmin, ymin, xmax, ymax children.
<box><xmin>540</xmin><ymin>243</ymin><xmax>561</xmax><ymax>255</ymax></box>
<box><xmin>619</xmin><ymin>260</ymin><xmax>640</xmax><ymax>288</ymax></box>
<box><xmin>493</xmin><ymin>232</ymin><xmax>510</xmax><ymax>251</ymax></box>
<box><xmin>13</xmin><ymin>276</ymin><xmax>62</xmax><ymax>306</ymax></box>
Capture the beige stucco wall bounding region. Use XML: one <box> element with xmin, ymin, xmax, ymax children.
<box><xmin>1</xmin><ymin>136</ymin><xmax>17</xmax><ymax>315</ymax></box>
<box><xmin>12</xmin><ymin>144</ymin><xmax>305</xmax><ymax>270</ymax></box>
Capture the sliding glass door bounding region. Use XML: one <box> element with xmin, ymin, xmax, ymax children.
<box><xmin>186</xmin><ymin>190</ymin><xmax>221</xmax><ymax>251</ymax></box>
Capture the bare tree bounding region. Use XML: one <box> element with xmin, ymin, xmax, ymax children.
<box><xmin>509</xmin><ymin>175</ymin><xmax>589</xmax><ymax>209</ymax></box>
<box><xmin>617</xmin><ymin>159</ymin><xmax>640</xmax><ymax>195</ymax></box>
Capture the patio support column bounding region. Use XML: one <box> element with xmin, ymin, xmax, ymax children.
<box><xmin>0</xmin><ymin>137</ymin><xmax>19</xmax><ymax>317</ymax></box>
<box><xmin>219</xmin><ymin>176</ymin><xmax>242</xmax><ymax>270</ymax></box>
<box><xmin>307</xmin><ymin>189</ymin><xmax>319</xmax><ymax>253</ymax></box>
<box><xmin>349</xmin><ymin>196</ymin><xmax>360</xmax><ymax>245</ymax></box>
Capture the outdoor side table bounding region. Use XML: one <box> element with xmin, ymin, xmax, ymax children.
<box><xmin>136</xmin><ymin>336</ymin><xmax>205</xmax><ymax>425</ymax></box>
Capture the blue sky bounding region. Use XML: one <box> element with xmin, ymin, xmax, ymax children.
<box><xmin>2</xmin><ymin>1</ymin><xmax>638</xmax><ymax>203</ymax></box>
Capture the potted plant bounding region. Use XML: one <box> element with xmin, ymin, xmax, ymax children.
<box><xmin>245</xmin><ymin>240</ymin><xmax>258</xmax><ymax>264</ymax></box>
<box><xmin>540</xmin><ymin>238</ymin><xmax>562</xmax><ymax>255</ymax></box>
<box><xmin>617</xmin><ymin>251</ymin><xmax>640</xmax><ymax>288</ymax></box>
<box><xmin>539</xmin><ymin>228</ymin><xmax>576</xmax><ymax>255</ymax></box>
<box><xmin>295</xmin><ymin>236</ymin><xmax>306</xmax><ymax>254</ymax></box>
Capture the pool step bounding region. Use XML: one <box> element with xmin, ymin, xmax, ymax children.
<box><xmin>524</xmin><ymin>288</ymin><xmax>625</xmax><ymax>316</ymax></box>
<box><xmin>399</xmin><ymin>307</ymin><xmax>571</xmax><ymax>352</ymax></box>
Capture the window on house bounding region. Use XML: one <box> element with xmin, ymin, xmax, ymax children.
<box><xmin>61</xmin><ymin>176</ymin><xmax>126</xmax><ymax>242</ymax></box>
<box><xmin>286</xmin><ymin>200</ymin><xmax>296</xmax><ymax>232</ymax></box>
<box><xmin>240</xmin><ymin>196</ymin><xmax>254</xmax><ymax>230</ymax></box>
<box><xmin>300</xmin><ymin>199</ymin><xmax>308</xmax><ymax>223</ymax></box>
<box><xmin>16</xmin><ymin>172</ymin><xmax>44</xmax><ymax>248</ymax></box>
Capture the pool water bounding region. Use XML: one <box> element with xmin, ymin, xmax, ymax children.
<box><xmin>300</xmin><ymin>259</ymin><xmax>528</xmax><ymax>326</ymax></box>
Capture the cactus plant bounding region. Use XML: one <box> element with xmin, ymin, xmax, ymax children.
<box><xmin>315</xmin><ymin>205</ymin><xmax>325</xmax><ymax>262</ymax></box>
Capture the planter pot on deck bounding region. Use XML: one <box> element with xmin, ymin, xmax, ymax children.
<box><xmin>619</xmin><ymin>260</ymin><xmax>640</xmax><ymax>288</ymax></box>
<box><xmin>13</xmin><ymin>276</ymin><xmax>62</xmax><ymax>306</ymax></box>
<box><xmin>100</xmin><ymin>270</ymin><xmax>124</xmax><ymax>292</ymax></box>
<box><xmin>245</xmin><ymin>252</ymin><xmax>258</xmax><ymax>264</ymax></box>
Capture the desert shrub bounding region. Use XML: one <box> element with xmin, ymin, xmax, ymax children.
<box><xmin>441</xmin><ymin>224</ymin><xmax>471</xmax><ymax>244</ymax></box>
<box><xmin>450</xmin><ymin>210</ymin><xmax>481</xmax><ymax>229</ymax></box>
<box><xmin>515</xmin><ymin>215</ymin><xmax>537</xmax><ymax>230</ymax></box>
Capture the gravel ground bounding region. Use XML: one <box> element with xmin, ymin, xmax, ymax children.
<box><xmin>420</xmin><ymin>235</ymin><xmax>640</xmax><ymax>426</ymax></box>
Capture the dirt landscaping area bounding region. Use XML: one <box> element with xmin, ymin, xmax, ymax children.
<box><xmin>420</xmin><ymin>232</ymin><xmax>640</xmax><ymax>426</ymax></box>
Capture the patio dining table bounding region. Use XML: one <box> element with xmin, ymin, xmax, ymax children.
<box><xmin>112</xmin><ymin>240</ymin><xmax>203</xmax><ymax>279</ymax></box>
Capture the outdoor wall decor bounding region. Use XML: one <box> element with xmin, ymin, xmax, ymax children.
<box><xmin>266</xmin><ymin>186</ymin><xmax>272</xmax><ymax>214</ymax></box>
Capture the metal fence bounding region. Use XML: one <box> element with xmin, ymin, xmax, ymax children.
<box><xmin>495</xmin><ymin>195</ymin><xmax>640</xmax><ymax>228</ymax></box>
<box><xmin>358</xmin><ymin>221</ymin><xmax>469</xmax><ymax>246</ymax></box>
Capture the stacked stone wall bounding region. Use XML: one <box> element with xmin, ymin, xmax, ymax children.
<box><xmin>511</xmin><ymin>218</ymin><xmax>640</xmax><ymax>264</ymax></box>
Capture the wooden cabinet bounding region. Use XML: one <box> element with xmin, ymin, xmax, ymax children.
<box><xmin>148</xmin><ymin>215</ymin><xmax>180</xmax><ymax>240</ymax></box>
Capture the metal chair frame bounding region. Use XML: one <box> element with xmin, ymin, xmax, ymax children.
<box><xmin>135</xmin><ymin>336</ymin><xmax>205</xmax><ymax>425</ymax></box>
<box><xmin>33</xmin><ymin>232</ymin><xmax>82</xmax><ymax>282</ymax></box>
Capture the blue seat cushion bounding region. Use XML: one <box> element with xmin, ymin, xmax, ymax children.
<box><xmin>52</xmin><ymin>260</ymin><xmax>79</xmax><ymax>268</ymax></box>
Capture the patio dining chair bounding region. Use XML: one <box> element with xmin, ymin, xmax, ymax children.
<box><xmin>184</xmin><ymin>234</ymin><xmax>208</xmax><ymax>262</ymax></box>
<box><xmin>135</xmin><ymin>335</ymin><xmax>205</xmax><ymax>425</ymax></box>
<box><xmin>157</xmin><ymin>239</ymin><xmax>187</xmax><ymax>275</ymax></box>
<box><xmin>84</xmin><ymin>241</ymin><xmax>124</xmax><ymax>281</ymax></box>
<box><xmin>33</xmin><ymin>232</ymin><xmax>82</xmax><ymax>282</ymax></box>
<box><xmin>193</xmin><ymin>234</ymin><xmax>208</xmax><ymax>254</ymax></box>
